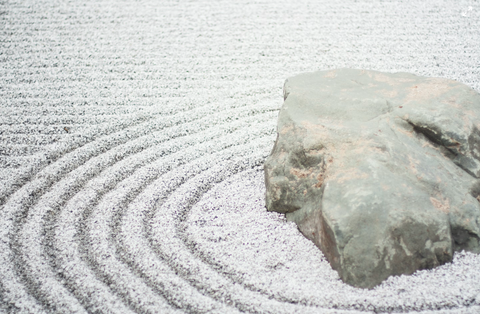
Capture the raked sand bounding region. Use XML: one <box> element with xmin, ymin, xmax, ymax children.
<box><xmin>1</xmin><ymin>0</ymin><xmax>480</xmax><ymax>313</ymax></box>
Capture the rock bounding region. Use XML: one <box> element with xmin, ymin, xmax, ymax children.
<box><xmin>264</xmin><ymin>68</ymin><xmax>480</xmax><ymax>289</ymax></box>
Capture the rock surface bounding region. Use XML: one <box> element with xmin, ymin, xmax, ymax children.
<box><xmin>264</xmin><ymin>68</ymin><xmax>480</xmax><ymax>288</ymax></box>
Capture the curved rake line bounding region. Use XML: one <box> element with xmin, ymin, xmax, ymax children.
<box><xmin>1</xmin><ymin>88</ymin><xmax>277</xmax><ymax>312</ymax></box>
<box><xmin>55</xmin><ymin>186</ymin><xmax>137</xmax><ymax>314</ymax></box>
<box><xmin>77</xmin><ymin>119</ymin><xmax>275</xmax><ymax>313</ymax></box>
<box><xmin>12</xmin><ymin>110</ymin><xmax>275</xmax><ymax>312</ymax></box>
<box><xmin>112</xmin><ymin>135</ymin><xmax>276</xmax><ymax>313</ymax></box>
<box><xmin>15</xmin><ymin>146</ymin><xmax>135</xmax><ymax>313</ymax></box>
<box><xmin>143</xmin><ymin>147</ymin><xmax>270</xmax><ymax>312</ymax></box>
<box><xmin>0</xmin><ymin>109</ymin><xmax>270</xmax><ymax>309</ymax></box>
<box><xmin>83</xmin><ymin>154</ymin><xmax>259</xmax><ymax>313</ymax></box>
<box><xmin>38</xmin><ymin>113</ymin><xmax>274</xmax><ymax>312</ymax></box>
<box><xmin>51</xmin><ymin>139</ymin><xmax>251</xmax><ymax>312</ymax></box>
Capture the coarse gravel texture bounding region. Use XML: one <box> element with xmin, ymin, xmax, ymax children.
<box><xmin>1</xmin><ymin>0</ymin><xmax>480</xmax><ymax>313</ymax></box>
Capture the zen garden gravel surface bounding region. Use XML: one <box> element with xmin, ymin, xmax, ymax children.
<box><xmin>1</xmin><ymin>0</ymin><xmax>480</xmax><ymax>313</ymax></box>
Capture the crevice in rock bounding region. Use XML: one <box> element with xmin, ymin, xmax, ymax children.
<box><xmin>469</xmin><ymin>180</ymin><xmax>480</xmax><ymax>200</ymax></box>
<box><xmin>451</xmin><ymin>225</ymin><xmax>480</xmax><ymax>252</ymax></box>
<box><xmin>283</xmin><ymin>79</ymin><xmax>290</xmax><ymax>100</ymax></box>
<box><xmin>407</xmin><ymin>120</ymin><xmax>478</xmax><ymax>178</ymax></box>
<box><xmin>407</xmin><ymin>121</ymin><xmax>456</xmax><ymax>154</ymax></box>
<box><xmin>318</xmin><ymin>211</ymin><xmax>340</xmax><ymax>271</ymax></box>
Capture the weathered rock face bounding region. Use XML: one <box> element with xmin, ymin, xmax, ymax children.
<box><xmin>264</xmin><ymin>68</ymin><xmax>480</xmax><ymax>289</ymax></box>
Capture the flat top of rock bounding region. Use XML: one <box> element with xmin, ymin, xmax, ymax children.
<box><xmin>283</xmin><ymin>68</ymin><xmax>477</xmax><ymax>123</ymax></box>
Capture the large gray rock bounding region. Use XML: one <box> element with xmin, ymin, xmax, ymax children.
<box><xmin>264</xmin><ymin>68</ymin><xmax>480</xmax><ymax>289</ymax></box>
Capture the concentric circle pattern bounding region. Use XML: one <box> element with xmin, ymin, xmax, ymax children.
<box><xmin>1</xmin><ymin>0</ymin><xmax>480</xmax><ymax>313</ymax></box>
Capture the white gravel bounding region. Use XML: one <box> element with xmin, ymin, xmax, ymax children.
<box><xmin>1</xmin><ymin>0</ymin><xmax>480</xmax><ymax>313</ymax></box>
